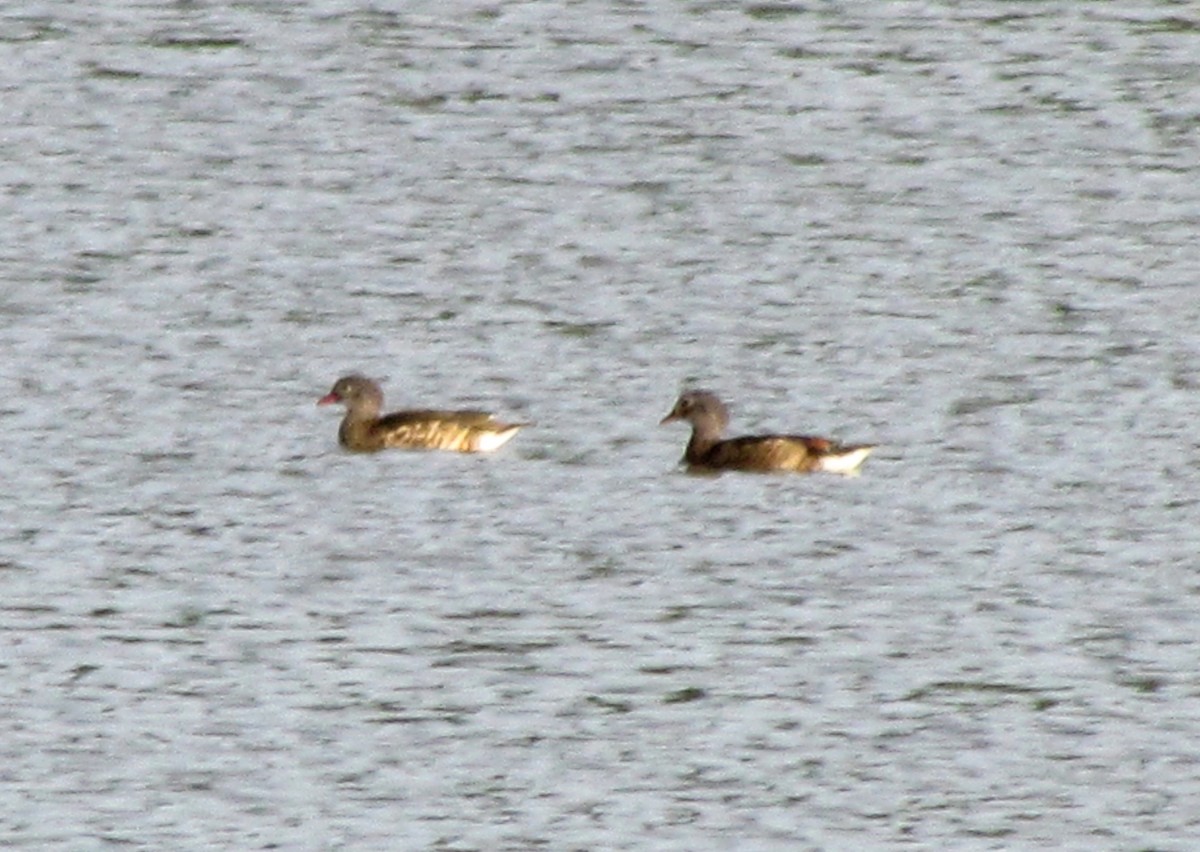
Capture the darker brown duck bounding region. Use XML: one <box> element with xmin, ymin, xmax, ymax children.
<box><xmin>318</xmin><ymin>374</ymin><xmax>526</xmax><ymax>453</ymax></box>
<box><xmin>660</xmin><ymin>390</ymin><xmax>875</xmax><ymax>475</ymax></box>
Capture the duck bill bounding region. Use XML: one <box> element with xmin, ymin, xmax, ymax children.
<box><xmin>659</xmin><ymin>412</ymin><xmax>680</xmax><ymax>425</ymax></box>
<box><xmin>317</xmin><ymin>393</ymin><xmax>340</xmax><ymax>406</ymax></box>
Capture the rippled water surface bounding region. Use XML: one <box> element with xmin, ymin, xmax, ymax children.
<box><xmin>3</xmin><ymin>1</ymin><xmax>1200</xmax><ymax>848</ymax></box>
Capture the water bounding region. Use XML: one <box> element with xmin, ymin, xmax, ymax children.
<box><xmin>3</xmin><ymin>1</ymin><xmax>1200</xmax><ymax>848</ymax></box>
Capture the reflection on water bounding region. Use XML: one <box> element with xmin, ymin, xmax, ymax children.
<box><xmin>2</xmin><ymin>0</ymin><xmax>1199</xmax><ymax>847</ymax></box>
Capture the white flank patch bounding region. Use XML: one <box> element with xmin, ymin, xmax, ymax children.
<box><xmin>474</xmin><ymin>427</ymin><xmax>521</xmax><ymax>453</ymax></box>
<box><xmin>816</xmin><ymin>446</ymin><xmax>875</xmax><ymax>475</ymax></box>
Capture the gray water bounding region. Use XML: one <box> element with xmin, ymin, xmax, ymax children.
<box><xmin>3</xmin><ymin>1</ymin><xmax>1200</xmax><ymax>849</ymax></box>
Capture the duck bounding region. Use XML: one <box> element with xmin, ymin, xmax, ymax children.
<box><xmin>317</xmin><ymin>374</ymin><xmax>526</xmax><ymax>453</ymax></box>
<box><xmin>660</xmin><ymin>390</ymin><xmax>875</xmax><ymax>475</ymax></box>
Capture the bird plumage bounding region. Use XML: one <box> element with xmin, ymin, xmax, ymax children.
<box><xmin>318</xmin><ymin>374</ymin><xmax>525</xmax><ymax>453</ymax></box>
<box><xmin>660</xmin><ymin>390</ymin><xmax>875</xmax><ymax>475</ymax></box>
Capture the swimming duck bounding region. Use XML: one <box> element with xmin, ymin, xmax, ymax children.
<box><xmin>318</xmin><ymin>374</ymin><xmax>526</xmax><ymax>453</ymax></box>
<box><xmin>660</xmin><ymin>390</ymin><xmax>875</xmax><ymax>475</ymax></box>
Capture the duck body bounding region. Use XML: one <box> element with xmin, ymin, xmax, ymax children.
<box><xmin>661</xmin><ymin>390</ymin><xmax>875</xmax><ymax>475</ymax></box>
<box><xmin>318</xmin><ymin>375</ymin><xmax>525</xmax><ymax>453</ymax></box>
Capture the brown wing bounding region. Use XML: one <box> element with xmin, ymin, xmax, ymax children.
<box><xmin>694</xmin><ymin>435</ymin><xmax>821</xmax><ymax>472</ymax></box>
<box><xmin>374</xmin><ymin>410</ymin><xmax>523</xmax><ymax>452</ymax></box>
<box><xmin>377</xmin><ymin>409</ymin><xmax>498</xmax><ymax>428</ymax></box>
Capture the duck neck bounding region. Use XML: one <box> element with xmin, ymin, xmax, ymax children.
<box><xmin>339</xmin><ymin>413</ymin><xmax>383</xmax><ymax>450</ymax></box>
<box><xmin>338</xmin><ymin>396</ymin><xmax>381</xmax><ymax>449</ymax></box>
<box><xmin>685</xmin><ymin>418</ymin><xmax>723</xmax><ymax>461</ymax></box>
